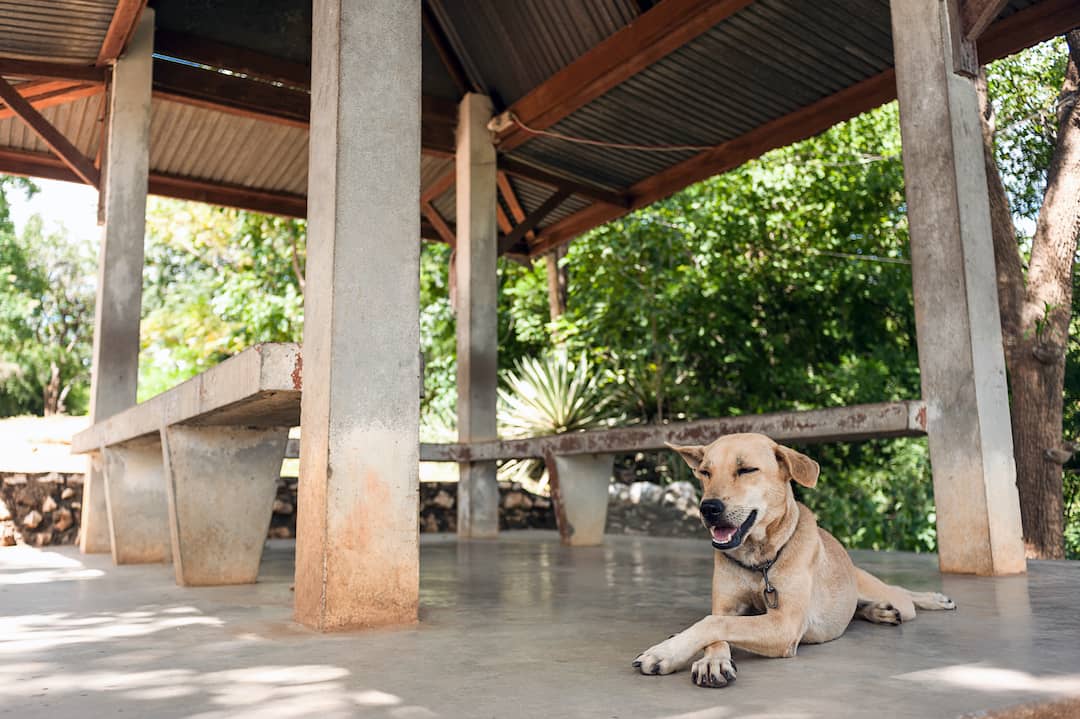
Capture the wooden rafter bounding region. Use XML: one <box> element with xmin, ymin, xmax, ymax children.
<box><xmin>0</xmin><ymin>81</ymin><xmax>103</xmax><ymax>121</ymax></box>
<box><xmin>498</xmin><ymin>190</ymin><xmax>570</xmax><ymax>255</ymax></box>
<box><xmin>0</xmin><ymin>78</ymin><xmax>99</xmax><ymax>186</ymax></box>
<box><xmin>150</xmin><ymin>58</ymin><xmax>458</xmax><ymax>155</ymax></box>
<box><xmin>496</xmin><ymin>205</ymin><xmax>513</xmax><ymax>234</ymax></box>
<box><xmin>494</xmin><ymin>0</ymin><xmax>753</xmax><ymax>153</ymax></box>
<box><xmin>421</xmin><ymin>168</ymin><xmax>456</xmax><ymax>204</ymax></box>
<box><xmin>960</xmin><ymin>0</ymin><xmax>1010</xmax><ymax>41</ymax></box>
<box><xmin>421</xmin><ymin>202</ymin><xmax>456</xmax><ymax>246</ymax></box>
<box><xmin>154</xmin><ymin>29</ymin><xmax>310</xmax><ymax>89</ymax></box>
<box><xmin>499</xmin><ymin>156</ymin><xmax>628</xmax><ymax>208</ymax></box>
<box><xmin>0</xmin><ymin>60</ymin><xmax>105</xmax><ymax>83</ymax></box>
<box><xmin>97</xmin><ymin>0</ymin><xmax>148</xmax><ymax>65</ymax></box>
<box><xmin>497</xmin><ymin>170</ymin><xmax>535</xmax><ymax>242</ymax></box>
<box><xmin>422</xmin><ymin>2</ymin><xmax>471</xmax><ymax>95</ymax></box>
<box><xmin>0</xmin><ymin>146</ymin><xmax>306</xmax><ymax>217</ymax></box>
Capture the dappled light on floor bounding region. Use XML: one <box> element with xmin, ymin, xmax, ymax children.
<box><xmin>2</xmin><ymin>534</ymin><xmax>1079</xmax><ymax>718</ymax></box>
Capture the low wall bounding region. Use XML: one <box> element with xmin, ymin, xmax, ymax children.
<box><xmin>1</xmin><ymin>472</ymin><xmax>83</xmax><ymax>547</ymax></box>
<box><xmin>1</xmin><ymin>472</ymin><xmax>705</xmax><ymax>547</ymax></box>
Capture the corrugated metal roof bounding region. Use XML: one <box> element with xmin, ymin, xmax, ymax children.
<box><xmin>506</xmin><ymin>0</ymin><xmax>896</xmax><ymax>190</ymax></box>
<box><xmin>429</xmin><ymin>0</ymin><xmax>639</xmax><ymax>106</ymax></box>
<box><xmin>150</xmin><ymin>98</ymin><xmax>308</xmax><ymax>194</ymax></box>
<box><xmin>0</xmin><ymin>0</ymin><xmax>116</xmax><ymax>63</ymax></box>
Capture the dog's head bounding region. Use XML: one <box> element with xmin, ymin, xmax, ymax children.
<box><xmin>667</xmin><ymin>433</ymin><xmax>818</xmax><ymax>551</ymax></box>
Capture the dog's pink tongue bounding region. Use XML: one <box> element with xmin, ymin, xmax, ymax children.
<box><xmin>712</xmin><ymin>526</ymin><xmax>737</xmax><ymax>543</ymax></box>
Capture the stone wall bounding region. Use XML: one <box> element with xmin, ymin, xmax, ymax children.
<box><xmin>0</xmin><ymin>472</ymin><xmax>83</xmax><ymax>547</ymax></box>
<box><xmin>1</xmin><ymin>472</ymin><xmax>703</xmax><ymax>547</ymax></box>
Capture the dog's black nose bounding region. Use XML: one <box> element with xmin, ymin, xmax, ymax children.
<box><xmin>700</xmin><ymin>499</ymin><xmax>726</xmax><ymax>522</ymax></box>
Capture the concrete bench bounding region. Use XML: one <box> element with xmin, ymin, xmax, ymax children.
<box><xmin>72</xmin><ymin>343</ymin><xmax>302</xmax><ymax>586</ymax></box>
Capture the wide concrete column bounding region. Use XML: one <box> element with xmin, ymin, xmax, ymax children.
<box><xmin>455</xmin><ymin>93</ymin><xmax>500</xmax><ymax>539</ymax></box>
<box><xmin>891</xmin><ymin>0</ymin><xmax>1025</xmax><ymax>575</ymax></box>
<box><xmin>295</xmin><ymin>0</ymin><xmax>421</xmax><ymax>630</ymax></box>
<box><xmin>79</xmin><ymin>9</ymin><xmax>154</xmax><ymax>555</ymax></box>
<box><xmin>102</xmin><ymin>435</ymin><xmax>170</xmax><ymax>564</ymax></box>
<box><xmin>161</xmin><ymin>425</ymin><xmax>287</xmax><ymax>586</ymax></box>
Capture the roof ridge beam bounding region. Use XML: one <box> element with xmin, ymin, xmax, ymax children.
<box><xmin>493</xmin><ymin>0</ymin><xmax>753</xmax><ymax>153</ymax></box>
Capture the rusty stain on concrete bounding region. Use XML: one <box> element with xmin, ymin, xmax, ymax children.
<box><xmin>292</xmin><ymin>355</ymin><xmax>303</xmax><ymax>390</ymax></box>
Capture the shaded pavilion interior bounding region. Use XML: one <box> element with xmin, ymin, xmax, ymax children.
<box><xmin>0</xmin><ymin>0</ymin><xmax>1078</xmax><ymax>653</ymax></box>
<box><xmin>0</xmin><ymin>0</ymin><xmax>1076</xmax><ymax>254</ymax></box>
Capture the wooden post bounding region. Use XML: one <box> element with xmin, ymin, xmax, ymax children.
<box><xmin>79</xmin><ymin>10</ymin><xmax>153</xmax><ymax>555</ymax></box>
<box><xmin>891</xmin><ymin>0</ymin><xmax>1025</xmax><ymax>575</ymax></box>
<box><xmin>455</xmin><ymin>93</ymin><xmax>500</xmax><ymax>538</ymax></box>
<box><xmin>294</xmin><ymin>0</ymin><xmax>421</xmax><ymax>630</ymax></box>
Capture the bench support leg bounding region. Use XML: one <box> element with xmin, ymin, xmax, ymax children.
<box><xmin>296</xmin><ymin>0</ymin><xmax>421</xmax><ymax>630</ymax></box>
<box><xmin>78</xmin><ymin>454</ymin><xmax>112</xmax><ymax>554</ymax></box>
<box><xmin>102</xmin><ymin>435</ymin><xmax>171</xmax><ymax>565</ymax></box>
<box><xmin>161</xmin><ymin>425</ymin><xmax>287</xmax><ymax>586</ymax></box>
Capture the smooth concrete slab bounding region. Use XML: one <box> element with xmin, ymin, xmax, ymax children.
<box><xmin>1</xmin><ymin>532</ymin><xmax>1078</xmax><ymax>718</ymax></box>
<box><xmin>72</xmin><ymin>343</ymin><xmax>302</xmax><ymax>455</ymax></box>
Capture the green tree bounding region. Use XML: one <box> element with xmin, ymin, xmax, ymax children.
<box><xmin>138</xmin><ymin>199</ymin><xmax>306</xmax><ymax>399</ymax></box>
<box><xmin>0</xmin><ymin>177</ymin><xmax>95</xmax><ymax>417</ymax></box>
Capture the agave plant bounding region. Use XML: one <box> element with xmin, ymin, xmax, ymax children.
<box><xmin>497</xmin><ymin>352</ymin><xmax>613</xmax><ymax>491</ymax></box>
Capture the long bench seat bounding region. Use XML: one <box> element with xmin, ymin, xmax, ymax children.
<box><xmin>71</xmin><ymin>343</ymin><xmax>301</xmax><ymax>585</ymax></box>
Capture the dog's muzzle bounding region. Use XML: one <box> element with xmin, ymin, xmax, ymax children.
<box><xmin>700</xmin><ymin>499</ymin><xmax>758</xmax><ymax>550</ymax></box>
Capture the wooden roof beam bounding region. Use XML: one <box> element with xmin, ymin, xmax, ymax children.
<box><xmin>97</xmin><ymin>0</ymin><xmax>149</xmax><ymax>65</ymax></box>
<box><xmin>498</xmin><ymin>189</ymin><xmax>569</xmax><ymax>255</ymax></box>
<box><xmin>0</xmin><ymin>78</ymin><xmax>99</xmax><ymax>187</ymax></box>
<box><xmin>150</xmin><ymin>58</ymin><xmax>458</xmax><ymax>155</ymax></box>
<box><xmin>499</xmin><ymin>156</ymin><xmax>629</xmax><ymax>208</ymax></box>
<box><xmin>492</xmin><ymin>0</ymin><xmax>753</xmax><ymax>153</ymax></box>
<box><xmin>961</xmin><ymin>0</ymin><xmax>1010</xmax><ymax>41</ymax></box>
<box><xmin>497</xmin><ymin>170</ymin><xmax>535</xmax><ymax>243</ymax></box>
<box><xmin>0</xmin><ymin>60</ymin><xmax>105</xmax><ymax>83</ymax></box>
<box><xmin>422</xmin><ymin>202</ymin><xmax>456</xmax><ymax>246</ymax></box>
<box><xmin>0</xmin><ymin>81</ymin><xmax>103</xmax><ymax>121</ymax></box>
<box><xmin>153</xmin><ymin>29</ymin><xmax>310</xmax><ymax>89</ymax></box>
<box><xmin>422</xmin><ymin>2</ymin><xmax>471</xmax><ymax>95</ymax></box>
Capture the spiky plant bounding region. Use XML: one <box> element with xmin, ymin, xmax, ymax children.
<box><xmin>497</xmin><ymin>352</ymin><xmax>612</xmax><ymax>491</ymax></box>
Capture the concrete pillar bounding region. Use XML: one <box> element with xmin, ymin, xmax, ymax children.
<box><xmin>891</xmin><ymin>0</ymin><xmax>1025</xmax><ymax>575</ymax></box>
<box><xmin>295</xmin><ymin>0</ymin><xmax>421</xmax><ymax>630</ymax></box>
<box><xmin>102</xmin><ymin>435</ymin><xmax>170</xmax><ymax>564</ymax></box>
<box><xmin>455</xmin><ymin>93</ymin><xmax>500</xmax><ymax>538</ymax></box>
<box><xmin>161</xmin><ymin>425</ymin><xmax>288</xmax><ymax>586</ymax></box>
<box><xmin>79</xmin><ymin>10</ymin><xmax>154</xmax><ymax>555</ymax></box>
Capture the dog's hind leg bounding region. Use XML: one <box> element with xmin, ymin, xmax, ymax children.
<box><xmin>854</xmin><ymin>567</ymin><xmax>916</xmax><ymax>624</ymax></box>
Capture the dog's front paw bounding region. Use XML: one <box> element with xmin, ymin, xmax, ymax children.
<box><xmin>691</xmin><ymin>654</ymin><xmax>737</xmax><ymax>688</ymax></box>
<box><xmin>633</xmin><ymin>638</ymin><xmax>691</xmax><ymax>676</ymax></box>
<box><xmin>913</xmin><ymin>591</ymin><xmax>956</xmax><ymax>611</ymax></box>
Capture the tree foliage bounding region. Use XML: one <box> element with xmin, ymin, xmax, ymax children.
<box><xmin>0</xmin><ymin>178</ymin><xmax>95</xmax><ymax>416</ymax></box>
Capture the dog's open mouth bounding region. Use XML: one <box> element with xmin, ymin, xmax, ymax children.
<box><xmin>709</xmin><ymin>510</ymin><xmax>758</xmax><ymax>550</ymax></box>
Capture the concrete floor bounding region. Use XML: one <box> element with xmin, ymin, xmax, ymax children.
<box><xmin>1</xmin><ymin>532</ymin><xmax>1078</xmax><ymax>719</ymax></box>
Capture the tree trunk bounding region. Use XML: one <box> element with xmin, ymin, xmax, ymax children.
<box><xmin>545</xmin><ymin>246</ymin><xmax>567</xmax><ymax>322</ymax></box>
<box><xmin>43</xmin><ymin>361</ymin><xmax>61</xmax><ymax>416</ymax></box>
<box><xmin>979</xmin><ymin>35</ymin><xmax>1080</xmax><ymax>559</ymax></box>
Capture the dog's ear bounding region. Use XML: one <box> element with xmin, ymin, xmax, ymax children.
<box><xmin>666</xmin><ymin>442</ymin><xmax>706</xmax><ymax>470</ymax></box>
<box><xmin>774</xmin><ymin>444</ymin><xmax>819</xmax><ymax>488</ymax></box>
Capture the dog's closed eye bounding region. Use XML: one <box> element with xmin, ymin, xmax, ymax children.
<box><xmin>736</xmin><ymin>467</ymin><xmax>758</xmax><ymax>476</ymax></box>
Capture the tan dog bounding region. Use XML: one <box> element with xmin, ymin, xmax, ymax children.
<box><xmin>633</xmin><ymin>433</ymin><xmax>955</xmax><ymax>688</ymax></box>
